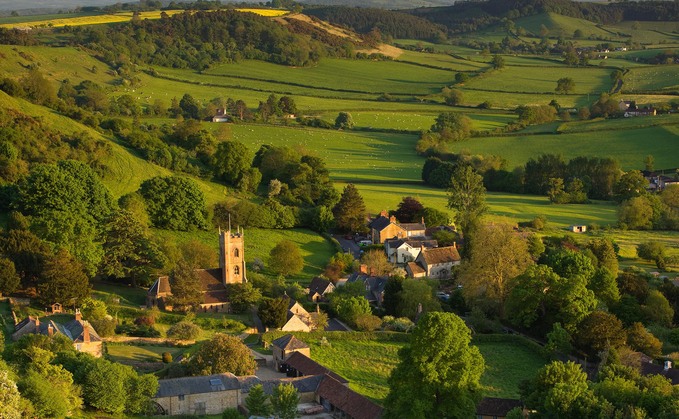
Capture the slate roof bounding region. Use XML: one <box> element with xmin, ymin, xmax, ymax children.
<box><xmin>12</xmin><ymin>316</ymin><xmax>101</xmax><ymax>343</ymax></box>
<box><xmin>308</xmin><ymin>277</ymin><xmax>333</xmax><ymax>297</ymax></box>
<box><xmin>315</xmin><ymin>374</ymin><xmax>383</xmax><ymax>419</ymax></box>
<box><xmin>239</xmin><ymin>375</ymin><xmax>324</xmax><ymax>395</ymax></box>
<box><xmin>148</xmin><ymin>276</ymin><xmax>172</xmax><ymax>297</ymax></box>
<box><xmin>476</xmin><ymin>397</ymin><xmax>523</xmax><ymax>416</ymax></box>
<box><xmin>283</xmin><ymin>351</ymin><xmax>348</xmax><ymax>384</ymax></box>
<box><xmin>271</xmin><ymin>334</ymin><xmax>309</xmax><ymax>352</ymax></box>
<box><xmin>196</xmin><ymin>268</ymin><xmax>225</xmax><ymax>292</ymax></box>
<box><xmin>368</xmin><ymin>216</ymin><xmax>391</xmax><ymax>231</ymax></box>
<box><xmin>156</xmin><ymin>373</ymin><xmax>241</xmax><ymax>398</ymax></box>
<box><xmin>346</xmin><ymin>274</ymin><xmax>388</xmax><ymax>303</ymax></box>
<box><xmin>420</xmin><ymin>246</ymin><xmax>460</xmax><ymax>265</ymax></box>
<box><xmin>399</xmin><ymin>222</ymin><xmax>426</xmax><ymax>231</ymax></box>
<box><xmin>641</xmin><ymin>362</ymin><xmax>679</xmax><ymax>385</ymax></box>
<box><xmin>63</xmin><ymin>319</ymin><xmax>102</xmax><ymax>343</ymax></box>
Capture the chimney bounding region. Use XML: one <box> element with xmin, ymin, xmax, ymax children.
<box><xmin>452</xmin><ymin>241</ymin><xmax>457</xmax><ymax>249</ymax></box>
<box><xmin>48</xmin><ymin>324</ymin><xmax>54</xmax><ymax>337</ymax></box>
<box><xmin>421</xmin><ymin>217</ymin><xmax>425</xmax><ymax>225</ymax></box>
<box><xmin>369</xmin><ymin>266</ymin><xmax>377</xmax><ymax>277</ymax></box>
<box><xmin>34</xmin><ymin>317</ymin><xmax>40</xmax><ymax>329</ymax></box>
<box><xmin>380</xmin><ymin>210</ymin><xmax>388</xmax><ymax>217</ymax></box>
<box><xmin>359</xmin><ymin>264</ymin><xmax>368</xmax><ymax>274</ymax></box>
<box><xmin>83</xmin><ymin>321</ymin><xmax>90</xmax><ymax>344</ymax></box>
<box><xmin>75</xmin><ymin>308</ymin><xmax>82</xmax><ymax>321</ymax></box>
<box><xmin>664</xmin><ymin>360</ymin><xmax>672</xmax><ymax>371</ymax></box>
<box><xmin>390</xmin><ymin>215</ymin><xmax>396</xmax><ymax>223</ymax></box>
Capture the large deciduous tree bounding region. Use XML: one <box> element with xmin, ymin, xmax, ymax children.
<box><xmin>213</xmin><ymin>140</ymin><xmax>254</xmax><ymax>188</ymax></box>
<box><xmin>393</xmin><ymin>196</ymin><xmax>424</xmax><ymax>223</ymax></box>
<box><xmin>459</xmin><ymin>223</ymin><xmax>532</xmax><ymax>316</ymax></box>
<box><xmin>99</xmin><ymin>210</ymin><xmax>166</xmax><ymax>286</ymax></box>
<box><xmin>447</xmin><ymin>165</ymin><xmax>487</xmax><ymax>236</ymax></box>
<box><xmin>332</xmin><ymin>183</ymin><xmax>367</xmax><ymax>233</ymax></box>
<box><xmin>271</xmin><ymin>383</ymin><xmax>300</xmax><ymax>419</ymax></box>
<box><xmin>139</xmin><ymin>176</ymin><xmax>208</xmax><ymax>231</ymax></box>
<box><xmin>269</xmin><ymin>240</ymin><xmax>303</xmax><ymax>277</ymax></box>
<box><xmin>0</xmin><ymin>257</ymin><xmax>20</xmax><ymax>296</ymax></box>
<box><xmin>189</xmin><ymin>334</ymin><xmax>256</xmax><ymax>376</ymax></box>
<box><xmin>168</xmin><ymin>261</ymin><xmax>203</xmax><ymax>311</ymax></box>
<box><xmin>37</xmin><ymin>248</ymin><xmax>90</xmax><ymax>306</ymax></box>
<box><xmin>385</xmin><ymin>312</ymin><xmax>484</xmax><ymax>418</ymax></box>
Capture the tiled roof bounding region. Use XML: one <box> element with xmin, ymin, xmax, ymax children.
<box><xmin>148</xmin><ymin>276</ymin><xmax>172</xmax><ymax>296</ymax></box>
<box><xmin>407</xmin><ymin>262</ymin><xmax>425</xmax><ymax>275</ymax></box>
<box><xmin>346</xmin><ymin>274</ymin><xmax>388</xmax><ymax>303</ymax></box>
<box><xmin>316</xmin><ymin>374</ymin><xmax>383</xmax><ymax>419</ymax></box>
<box><xmin>203</xmin><ymin>290</ymin><xmax>228</xmax><ymax>304</ymax></box>
<box><xmin>421</xmin><ymin>246</ymin><xmax>460</xmax><ymax>265</ymax></box>
<box><xmin>156</xmin><ymin>373</ymin><xmax>241</xmax><ymax>398</ymax></box>
<box><xmin>196</xmin><ymin>268</ymin><xmax>225</xmax><ymax>292</ymax></box>
<box><xmin>272</xmin><ymin>334</ymin><xmax>309</xmax><ymax>352</ymax></box>
<box><xmin>283</xmin><ymin>351</ymin><xmax>348</xmax><ymax>384</ymax></box>
<box><xmin>476</xmin><ymin>397</ymin><xmax>523</xmax><ymax>416</ymax></box>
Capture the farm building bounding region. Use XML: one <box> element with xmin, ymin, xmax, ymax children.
<box><xmin>153</xmin><ymin>373</ymin><xmax>241</xmax><ymax>415</ymax></box>
<box><xmin>569</xmin><ymin>225</ymin><xmax>587</xmax><ymax>233</ymax></box>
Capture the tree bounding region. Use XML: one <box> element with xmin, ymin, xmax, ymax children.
<box><xmin>360</xmin><ymin>249</ymin><xmax>392</xmax><ymax>277</ymax></box>
<box><xmin>442</xmin><ymin>87</ymin><xmax>463</xmax><ymax>106</ymax></box>
<box><xmin>269</xmin><ymin>240</ymin><xmax>303</xmax><ymax>277</ymax></box>
<box><xmin>226</xmin><ymin>282</ymin><xmax>261</xmax><ymax>313</ymax></box>
<box><xmin>271</xmin><ymin>383</ymin><xmax>299</xmax><ymax>419</ymax></box>
<box><xmin>460</xmin><ymin>223</ymin><xmax>533</xmax><ymax>316</ymax></box>
<box><xmin>431</xmin><ymin>112</ymin><xmax>472</xmax><ymax>142</ymax></box>
<box><xmin>332</xmin><ymin>184</ymin><xmax>367</xmax><ymax>233</ymax></box>
<box><xmin>213</xmin><ymin>141</ymin><xmax>254</xmax><ymax>188</ymax></box>
<box><xmin>575</xmin><ymin>311</ymin><xmax>626</xmax><ymax>357</ymax></box>
<box><xmin>394</xmin><ymin>196</ymin><xmax>424</xmax><ymax>223</ymax></box>
<box><xmin>100</xmin><ymin>210</ymin><xmax>166</xmax><ymax>286</ymax></box>
<box><xmin>330</xmin><ymin>294</ymin><xmax>371</xmax><ymax>326</ymax></box>
<box><xmin>80</xmin><ymin>297</ymin><xmax>108</xmax><ymax>321</ymax></box>
<box><xmin>396</xmin><ymin>278</ymin><xmax>441</xmax><ymax>320</ymax></box>
<box><xmin>179</xmin><ymin>93</ymin><xmax>201</xmax><ymax>119</ymax></box>
<box><xmin>385</xmin><ymin>312</ymin><xmax>484</xmax><ymax>418</ymax></box>
<box><xmin>447</xmin><ymin>165</ymin><xmax>487</xmax><ymax>236</ymax></box>
<box><xmin>0</xmin><ymin>369</ymin><xmax>22</xmax><ymax>419</ymax></box>
<box><xmin>37</xmin><ymin>248</ymin><xmax>90</xmax><ymax>306</ymax></box>
<box><xmin>619</xmin><ymin>196</ymin><xmax>654</xmax><ymax>230</ymax></box>
<box><xmin>167</xmin><ymin>321</ymin><xmax>201</xmax><ymax>340</ymax></box>
<box><xmin>20</xmin><ymin>364</ymin><xmax>82</xmax><ymax>418</ymax></box>
<box><xmin>643</xmin><ymin>290</ymin><xmax>674</xmax><ymax>327</ymax></box>
<box><xmin>586</xmin><ymin>238</ymin><xmax>619</xmax><ymax>275</ymax></box>
<box><xmin>626</xmin><ymin>322</ymin><xmax>662</xmax><ymax>358</ymax></box>
<box><xmin>418</xmin><ymin>207</ymin><xmax>450</xmax><ymax>226</ymax></box>
<box><xmin>168</xmin><ymin>261</ymin><xmax>203</xmax><ymax>311</ymax></box>
<box><xmin>491</xmin><ymin>54</ymin><xmax>505</xmax><ymax>69</ymax></box>
<box><xmin>335</xmin><ymin>112</ymin><xmax>354</xmax><ymax>129</ymax></box>
<box><xmin>614</xmin><ymin>170</ymin><xmax>647</xmax><ymax>201</ymax></box>
<box><xmin>139</xmin><ymin>176</ymin><xmax>208</xmax><ymax>231</ymax></box>
<box><xmin>0</xmin><ymin>257</ymin><xmax>20</xmax><ymax>296</ymax></box>
<box><xmin>258</xmin><ymin>297</ymin><xmax>289</xmax><ymax>329</ymax></box>
<box><xmin>637</xmin><ymin>241</ymin><xmax>666</xmax><ymax>269</ymax></box>
<box><xmin>189</xmin><ymin>334</ymin><xmax>256</xmax><ymax>376</ymax></box>
<box><xmin>545</xmin><ymin>323</ymin><xmax>573</xmax><ymax>357</ymax></box>
<box><xmin>245</xmin><ymin>383</ymin><xmax>271</xmax><ymax>417</ymax></box>
<box><xmin>556</xmin><ymin>77</ymin><xmax>576</xmax><ymax>94</ymax></box>
<box><xmin>522</xmin><ymin>361</ymin><xmax>603</xmax><ymax>418</ymax></box>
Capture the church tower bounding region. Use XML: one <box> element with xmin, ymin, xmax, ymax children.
<box><xmin>219</xmin><ymin>228</ymin><xmax>246</xmax><ymax>285</ymax></box>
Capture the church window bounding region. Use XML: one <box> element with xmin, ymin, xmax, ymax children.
<box><xmin>234</xmin><ymin>266</ymin><xmax>240</xmax><ymax>275</ymax></box>
<box><xmin>234</xmin><ymin>248</ymin><xmax>239</xmax><ymax>258</ymax></box>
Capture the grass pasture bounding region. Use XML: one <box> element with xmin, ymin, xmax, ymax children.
<box><xmin>396</xmin><ymin>50</ymin><xmax>489</xmax><ymax>72</ymax></box>
<box><xmin>0</xmin><ymin>9</ymin><xmax>287</xmax><ymax>29</ymax></box>
<box><xmin>624</xmin><ymin>66</ymin><xmax>679</xmax><ymax>92</ymax></box>
<box><xmin>447</xmin><ymin>124</ymin><xmax>679</xmax><ymax>170</ymax></box>
<box><xmin>514</xmin><ymin>12</ymin><xmax>612</xmax><ymax>39</ymax></box>
<box><xmin>106</xmin><ymin>343</ymin><xmax>186</xmax><ymax>364</ymax></box>
<box><xmin>151</xmin><ymin>228</ymin><xmax>336</xmax><ymax>285</ymax></box>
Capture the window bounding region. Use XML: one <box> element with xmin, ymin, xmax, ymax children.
<box><xmin>178</xmin><ymin>395</ymin><xmax>185</xmax><ymax>401</ymax></box>
<box><xmin>234</xmin><ymin>248</ymin><xmax>239</xmax><ymax>258</ymax></box>
<box><xmin>234</xmin><ymin>266</ymin><xmax>239</xmax><ymax>275</ymax></box>
<box><xmin>194</xmin><ymin>402</ymin><xmax>206</xmax><ymax>415</ymax></box>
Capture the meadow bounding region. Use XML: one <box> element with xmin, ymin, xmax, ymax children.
<box><xmin>0</xmin><ymin>9</ymin><xmax>287</xmax><ymax>29</ymax></box>
<box><xmin>624</xmin><ymin>66</ymin><xmax>679</xmax><ymax>92</ymax></box>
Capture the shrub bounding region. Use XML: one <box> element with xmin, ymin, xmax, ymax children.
<box><xmin>90</xmin><ymin>318</ymin><xmax>116</xmax><ymax>337</ymax></box>
<box><xmin>162</xmin><ymin>352</ymin><xmax>173</xmax><ymax>363</ymax></box>
<box><xmin>167</xmin><ymin>321</ymin><xmax>201</xmax><ymax>341</ymax></box>
<box><xmin>134</xmin><ymin>315</ymin><xmax>155</xmax><ymax>326</ymax></box>
<box><xmin>354</xmin><ymin>314</ymin><xmax>382</xmax><ymax>331</ymax></box>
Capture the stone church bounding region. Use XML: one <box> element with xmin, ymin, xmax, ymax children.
<box><xmin>147</xmin><ymin>228</ymin><xmax>247</xmax><ymax>312</ymax></box>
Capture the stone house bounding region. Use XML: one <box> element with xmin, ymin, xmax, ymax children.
<box><xmin>147</xmin><ymin>229</ymin><xmax>247</xmax><ymax>312</ymax></box>
<box><xmin>369</xmin><ymin>211</ymin><xmax>426</xmax><ymax>244</ymax></box>
<box><xmin>153</xmin><ymin>373</ymin><xmax>241</xmax><ymax>415</ymax></box>
<box><xmin>12</xmin><ymin>310</ymin><xmax>103</xmax><ymax>357</ymax></box>
<box><xmin>307</xmin><ymin>277</ymin><xmax>334</xmax><ymax>302</ymax></box>
<box><xmin>271</xmin><ymin>334</ymin><xmax>311</xmax><ymax>371</ymax></box>
<box><xmin>281</xmin><ymin>298</ymin><xmax>312</xmax><ymax>332</ymax></box>
<box><xmin>406</xmin><ymin>245</ymin><xmax>461</xmax><ymax>279</ymax></box>
<box><xmin>384</xmin><ymin>237</ymin><xmax>438</xmax><ymax>265</ymax></box>
<box><xmin>346</xmin><ymin>271</ymin><xmax>388</xmax><ymax>306</ymax></box>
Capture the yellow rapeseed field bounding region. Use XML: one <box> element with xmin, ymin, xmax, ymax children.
<box><xmin>0</xmin><ymin>9</ymin><xmax>288</xmax><ymax>30</ymax></box>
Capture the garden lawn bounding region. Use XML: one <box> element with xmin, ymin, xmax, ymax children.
<box><xmin>106</xmin><ymin>344</ymin><xmax>187</xmax><ymax>363</ymax></box>
<box><xmin>92</xmin><ymin>281</ymin><xmax>148</xmax><ymax>307</ymax></box>
<box><xmin>473</xmin><ymin>335</ymin><xmax>548</xmax><ymax>399</ymax></box>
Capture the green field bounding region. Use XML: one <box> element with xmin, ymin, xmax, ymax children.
<box><xmin>107</xmin><ymin>344</ymin><xmax>187</xmax><ymax>364</ymax></box>
<box><xmin>625</xmin><ymin>66</ymin><xmax>679</xmax><ymax>92</ymax></box>
<box><xmin>396</xmin><ymin>50</ymin><xmax>489</xmax><ymax>72</ymax></box>
<box><xmin>514</xmin><ymin>12</ymin><xmax>613</xmax><ymax>39</ymax></box>
<box><xmin>151</xmin><ymin>228</ymin><xmax>336</xmax><ymax>284</ymax></box>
